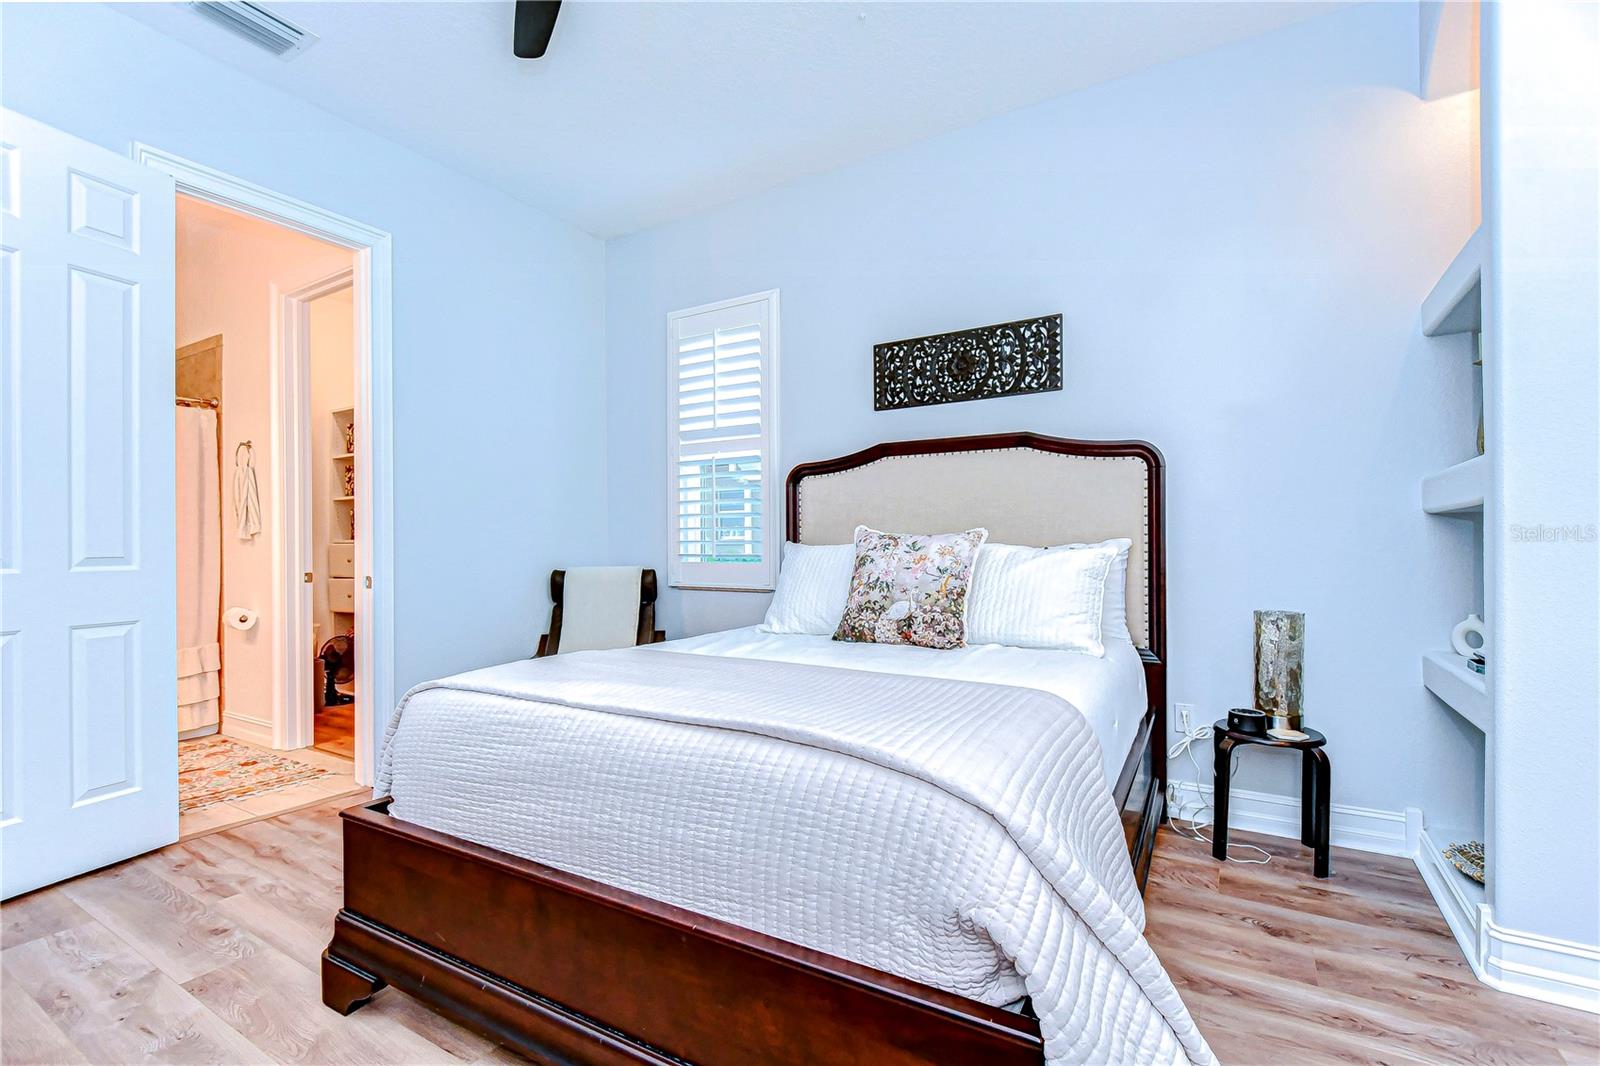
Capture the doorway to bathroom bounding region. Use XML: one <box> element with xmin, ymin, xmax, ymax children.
<box><xmin>173</xmin><ymin>196</ymin><xmax>368</xmax><ymax>838</ymax></box>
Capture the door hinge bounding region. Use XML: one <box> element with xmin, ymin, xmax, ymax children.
<box><xmin>304</xmin><ymin>571</ymin><xmax>313</xmax><ymax>583</ymax></box>
<box><xmin>365</xmin><ymin>576</ymin><xmax>372</xmax><ymax>589</ymax></box>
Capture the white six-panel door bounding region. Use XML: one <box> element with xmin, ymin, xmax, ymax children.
<box><xmin>1</xmin><ymin>109</ymin><xmax>178</xmax><ymax>898</ymax></box>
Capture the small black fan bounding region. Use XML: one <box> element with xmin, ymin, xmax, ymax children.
<box><xmin>513</xmin><ymin>1</ymin><xmax>561</xmax><ymax>59</ymax></box>
<box><xmin>319</xmin><ymin>635</ymin><xmax>355</xmax><ymax>708</ymax></box>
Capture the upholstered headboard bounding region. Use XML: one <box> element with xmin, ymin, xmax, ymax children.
<box><xmin>785</xmin><ymin>432</ymin><xmax>1165</xmax><ymax>655</ymax></box>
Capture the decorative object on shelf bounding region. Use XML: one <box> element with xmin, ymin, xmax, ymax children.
<box><xmin>872</xmin><ymin>313</ymin><xmax>1062</xmax><ymax>411</ymax></box>
<box><xmin>1254</xmin><ymin>609</ymin><xmax>1305</xmax><ymax>732</ymax></box>
<box><xmin>1451</xmin><ymin>612</ymin><xmax>1488</xmax><ymax>662</ymax></box>
<box><xmin>343</xmin><ymin>466</ymin><xmax>356</xmax><ymax>496</ymax></box>
<box><xmin>342</xmin><ymin>419</ymin><xmax>356</xmax><ymax>453</ymax></box>
<box><xmin>1443</xmin><ymin>839</ymin><xmax>1486</xmax><ymax>884</ymax></box>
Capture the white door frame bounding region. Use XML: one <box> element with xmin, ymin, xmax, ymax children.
<box><xmin>134</xmin><ymin>144</ymin><xmax>393</xmax><ymax>787</ymax></box>
<box><xmin>277</xmin><ymin>267</ymin><xmax>354</xmax><ymax>758</ymax></box>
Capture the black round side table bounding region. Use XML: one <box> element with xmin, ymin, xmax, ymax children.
<box><xmin>1212</xmin><ymin>721</ymin><xmax>1330</xmax><ymax>878</ymax></box>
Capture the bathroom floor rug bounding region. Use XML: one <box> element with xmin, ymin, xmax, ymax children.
<box><xmin>178</xmin><ymin>735</ymin><xmax>331</xmax><ymax>812</ymax></box>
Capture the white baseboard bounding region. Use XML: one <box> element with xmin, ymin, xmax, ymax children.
<box><xmin>1414</xmin><ymin>826</ymin><xmax>1599</xmax><ymax>1015</ymax></box>
<box><xmin>220</xmin><ymin>713</ymin><xmax>273</xmax><ymax>749</ymax></box>
<box><xmin>1166</xmin><ymin>778</ymin><xmax>1418</xmax><ymax>857</ymax></box>
<box><xmin>1482</xmin><ymin>912</ymin><xmax>1600</xmax><ymax>1014</ymax></box>
<box><xmin>1414</xmin><ymin>824</ymin><xmax>1487</xmax><ymax>957</ymax></box>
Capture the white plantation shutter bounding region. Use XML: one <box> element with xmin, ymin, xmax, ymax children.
<box><xmin>667</xmin><ymin>291</ymin><xmax>779</xmax><ymax>590</ymax></box>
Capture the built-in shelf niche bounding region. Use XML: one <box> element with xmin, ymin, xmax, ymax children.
<box><xmin>1421</xmin><ymin>649</ymin><xmax>1489</xmax><ymax>733</ymax></box>
<box><xmin>330</xmin><ymin>406</ymin><xmax>356</xmax><ymax>617</ymax></box>
<box><xmin>1416</xmin><ymin>221</ymin><xmax>1492</xmax><ymax>972</ymax></box>
<box><xmin>1422</xmin><ymin>226</ymin><xmax>1484</xmax><ymax>337</ymax></box>
<box><xmin>1422</xmin><ymin>455</ymin><xmax>1486</xmax><ymax>515</ymax></box>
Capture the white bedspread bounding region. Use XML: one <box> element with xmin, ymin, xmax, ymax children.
<box><xmin>651</xmin><ymin>626</ymin><xmax>1150</xmax><ymax>783</ymax></box>
<box><xmin>379</xmin><ymin>647</ymin><xmax>1213</xmax><ymax>1065</ymax></box>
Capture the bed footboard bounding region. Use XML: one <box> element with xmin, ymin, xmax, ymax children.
<box><xmin>324</xmin><ymin>799</ymin><xmax>1044</xmax><ymax>1065</ymax></box>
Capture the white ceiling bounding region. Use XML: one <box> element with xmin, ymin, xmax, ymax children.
<box><xmin>118</xmin><ymin>1</ymin><xmax>1342</xmax><ymax>238</ymax></box>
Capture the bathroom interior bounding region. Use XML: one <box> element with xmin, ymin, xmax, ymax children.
<box><xmin>174</xmin><ymin>195</ymin><xmax>367</xmax><ymax>838</ymax></box>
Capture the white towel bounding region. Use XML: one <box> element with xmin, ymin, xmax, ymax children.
<box><xmin>558</xmin><ymin>566</ymin><xmax>643</xmax><ymax>653</ymax></box>
<box><xmin>177</xmin><ymin>408</ymin><xmax>222</xmax><ymax>733</ymax></box>
<box><xmin>233</xmin><ymin>442</ymin><xmax>262</xmax><ymax>540</ymax></box>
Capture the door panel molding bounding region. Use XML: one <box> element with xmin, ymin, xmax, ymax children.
<box><xmin>67</xmin><ymin>266</ymin><xmax>140</xmax><ymax>570</ymax></box>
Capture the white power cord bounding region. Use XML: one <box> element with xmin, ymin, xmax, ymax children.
<box><xmin>1166</xmin><ymin>705</ymin><xmax>1270</xmax><ymax>865</ymax></box>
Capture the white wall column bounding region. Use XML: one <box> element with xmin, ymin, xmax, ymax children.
<box><xmin>1481</xmin><ymin>0</ymin><xmax>1600</xmax><ymax>1009</ymax></box>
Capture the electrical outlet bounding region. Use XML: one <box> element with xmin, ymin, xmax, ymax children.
<box><xmin>1174</xmin><ymin>702</ymin><xmax>1197</xmax><ymax>730</ymax></box>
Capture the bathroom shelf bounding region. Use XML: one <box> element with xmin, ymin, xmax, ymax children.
<box><xmin>1422</xmin><ymin>650</ymin><xmax>1490</xmax><ymax>733</ymax></box>
<box><xmin>1422</xmin><ymin>455</ymin><xmax>1486</xmax><ymax>514</ymax></box>
<box><xmin>333</xmin><ymin>451</ymin><xmax>354</xmax><ymax>460</ymax></box>
<box><xmin>334</xmin><ymin>495</ymin><xmax>354</xmax><ymax>502</ymax></box>
<box><xmin>1422</xmin><ymin>227</ymin><xmax>1485</xmax><ymax>336</ymax></box>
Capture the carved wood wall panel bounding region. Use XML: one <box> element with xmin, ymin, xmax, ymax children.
<box><xmin>872</xmin><ymin>314</ymin><xmax>1062</xmax><ymax>411</ymax></box>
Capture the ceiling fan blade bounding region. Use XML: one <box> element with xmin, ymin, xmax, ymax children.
<box><xmin>513</xmin><ymin>0</ymin><xmax>561</xmax><ymax>60</ymax></box>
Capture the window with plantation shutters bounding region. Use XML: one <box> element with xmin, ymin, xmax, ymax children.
<box><xmin>667</xmin><ymin>291</ymin><xmax>780</xmax><ymax>591</ymax></box>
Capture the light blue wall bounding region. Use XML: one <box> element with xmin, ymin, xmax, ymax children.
<box><xmin>1</xmin><ymin>3</ymin><xmax>610</xmax><ymax>701</ymax></box>
<box><xmin>604</xmin><ymin>2</ymin><xmax>1486</xmax><ymax>820</ymax></box>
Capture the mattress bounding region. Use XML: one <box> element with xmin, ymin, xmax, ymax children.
<box><xmin>649</xmin><ymin>626</ymin><xmax>1149</xmax><ymax>783</ymax></box>
<box><xmin>378</xmin><ymin>638</ymin><xmax>1210</xmax><ymax>1065</ymax></box>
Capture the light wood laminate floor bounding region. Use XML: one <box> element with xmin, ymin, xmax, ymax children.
<box><xmin>3</xmin><ymin>808</ymin><xmax>1596</xmax><ymax>1064</ymax></box>
<box><xmin>1145</xmin><ymin>829</ymin><xmax>1599</xmax><ymax>1064</ymax></box>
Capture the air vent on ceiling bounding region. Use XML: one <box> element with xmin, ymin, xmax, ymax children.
<box><xmin>190</xmin><ymin>2</ymin><xmax>318</xmax><ymax>59</ymax></box>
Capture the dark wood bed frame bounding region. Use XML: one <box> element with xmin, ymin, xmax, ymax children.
<box><xmin>323</xmin><ymin>431</ymin><xmax>1167</xmax><ymax>1066</ymax></box>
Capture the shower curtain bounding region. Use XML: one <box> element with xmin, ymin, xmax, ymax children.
<box><xmin>177</xmin><ymin>407</ymin><xmax>222</xmax><ymax>735</ymax></box>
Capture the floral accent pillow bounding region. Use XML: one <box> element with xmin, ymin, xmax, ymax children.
<box><xmin>833</xmin><ymin>525</ymin><xmax>989</xmax><ymax>649</ymax></box>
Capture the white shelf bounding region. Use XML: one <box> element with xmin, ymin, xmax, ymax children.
<box><xmin>1422</xmin><ymin>455</ymin><xmax>1486</xmax><ymax>514</ymax></box>
<box><xmin>1422</xmin><ymin>650</ymin><xmax>1490</xmax><ymax>733</ymax></box>
<box><xmin>1422</xmin><ymin>227</ymin><xmax>1485</xmax><ymax>336</ymax></box>
<box><xmin>333</xmin><ymin>452</ymin><xmax>354</xmax><ymax>460</ymax></box>
<box><xmin>333</xmin><ymin>495</ymin><xmax>354</xmax><ymax>502</ymax></box>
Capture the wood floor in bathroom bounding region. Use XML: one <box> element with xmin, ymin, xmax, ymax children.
<box><xmin>313</xmin><ymin>701</ymin><xmax>357</xmax><ymax>760</ymax></box>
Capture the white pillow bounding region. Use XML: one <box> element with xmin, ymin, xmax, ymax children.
<box><xmin>966</xmin><ymin>540</ymin><xmax>1125</xmax><ymax>655</ymax></box>
<box><xmin>1079</xmin><ymin>537</ymin><xmax>1133</xmax><ymax>645</ymax></box>
<box><xmin>758</xmin><ymin>542</ymin><xmax>856</xmax><ymax>635</ymax></box>
<box><xmin>999</xmin><ymin>537</ymin><xmax>1134</xmax><ymax>646</ymax></box>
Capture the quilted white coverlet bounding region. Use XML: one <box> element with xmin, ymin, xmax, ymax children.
<box><xmin>378</xmin><ymin>649</ymin><xmax>1214</xmax><ymax>1066</ymax></box>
